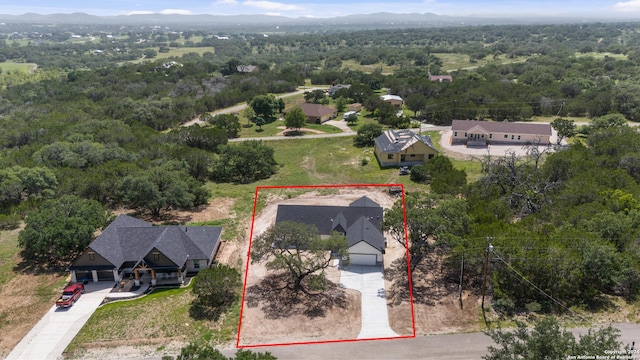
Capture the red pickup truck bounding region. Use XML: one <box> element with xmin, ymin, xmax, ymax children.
<box><xmin>55</xmin><ymin>283</ymin><xmax>84</xmax><ymax>308</ymax></box>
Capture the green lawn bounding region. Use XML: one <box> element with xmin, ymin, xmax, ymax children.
<box><xmin>237</xmin><ymin>119</ymin><xmax>343</xmax><ymax>138</ymax></box>
<box><xmin>0</xmin><ymin>62</ymin><xmax>37</xmax><ymax>74</ymax></box>
<box><xmin>574</xmin><ymin>52</ymin><xmax>628</xmax><ymax>60</ymax></box>
<box><xmin>437</xmin><ymin>53</ymin><xmax>528</xmax><ymax>72</ymax></box>
<box><xmin>341</xmin><ymin>59</ymin><xmax>398</xmax><ymax>74</ymax></box>
<box><xmin>0</xmin><ymin>230</ymin><xmax>19</xmax><ymax>287</ymax></box>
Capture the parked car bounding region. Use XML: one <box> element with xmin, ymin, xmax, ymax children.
<box><xmin>399</xmin><ymin>166</ymin><xmax>410</xmax><ymax>175</ymax></box>
<box><xmin>55</xmin><ymin>283</ymin><xmax>85</xmax><ymax>308</ymax></box>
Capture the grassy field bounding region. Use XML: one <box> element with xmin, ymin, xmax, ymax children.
<box><xmin>0</xmin><ymin>62</ymin><xmax>37</xmax><ymax>74</ymax></box>
<box><xmin>128</xmin><ymin>47</ymin><xmax>216</xmax><ymax>64</ymax></box>
<box><xmin>237</xmin><ymin>119</ymin><xmax>343</xmax><ymax>138</ymax></box>
<box><xmin>574</xmin><ymin>52</ymin><xmax>628</xmax><ymax>60</ymax></box>
<box><xmin>341</xmin><ymin>59</ymin><xmax>398</xmax><ymax>74</ymax></box>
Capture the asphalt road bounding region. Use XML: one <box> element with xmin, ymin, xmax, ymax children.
<box><xmin>226</xmin><ymin>323</ymin><xmax>640</xmax><ymax>360</ymax></box>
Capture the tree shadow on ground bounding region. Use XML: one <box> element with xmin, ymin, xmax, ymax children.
<box><xmin>244</xmin><ymin>272</ymin><xmax>349</xmax><ymax>320</ymax></box>
<box><xmin>13</xmin><ymin>252</ymin><xmax>67</xmax><ymax>275</ymax></box>
<box><xmin>384</xmin><ymin>249</ymin><xmax>455</xmax><ymax>306</ymax></box>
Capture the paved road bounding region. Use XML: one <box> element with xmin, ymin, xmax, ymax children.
<box><xmin>339</xmin><ymin>265</ymin><xmax>399</xmax><ymax>339</ymax></box>
<box><xmin>6</xmin><ymin>282</ymin><xmax>113</xmax><ymax>360</ymax></box>
<box><xmin>226</xmin><ymin>323</ymin><xmax>640</xmax><ymax>360</ymax></box>
<box><xmin>183</xmin><ymin>87</ymin><xmax>329</xmax><ymax>127</ymax></box>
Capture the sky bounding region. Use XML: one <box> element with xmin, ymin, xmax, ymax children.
<box><xmin>1</xmin><ymin>0</ymin><xmax>640</xmax><ymax>19</ymax></box>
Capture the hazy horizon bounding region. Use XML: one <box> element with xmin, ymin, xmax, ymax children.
<box><xmin>1</xmin><ymin>0</ymin><xmax>640</xmax><ymax>20</ymax></box>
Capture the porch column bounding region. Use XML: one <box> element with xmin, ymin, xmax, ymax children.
<box><xmin>151</xmin><ymin>270</ymin><xmax>157</xmax><ymax>286</ymax></box>
<box><xmin>91</xmin><ymin>270</ymin><xmax>98</xmax><ymax>282</ymax></box>
<box><xmin>178</xmin><ymin>269</ymin><xmax>183</xmax><ymax>284</ymax></box>
<box><xmin>134</xmin><ymin>269</ymin><xmax>140</xmax><ymax>286</ymax></box>
<box><xmin>112</xmin><ymin>269</ymin><xmax>120</xmax><ymax>282</ymax></box>
<box><xmin>70</xmin><ymin>271</ymin><xmax>77</xmax><ymax>283</ymax></box>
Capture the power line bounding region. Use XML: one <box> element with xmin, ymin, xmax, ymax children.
<box><xmin>492</xmin><ymin>250</ymin><xmax>587</xmax><ymax>321</ymax></box>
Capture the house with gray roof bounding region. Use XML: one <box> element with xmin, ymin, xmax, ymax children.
<box><xmin>68</xmin><ymin>215</ymin><xmax>222</xmax><ymax>285</ymax></box>
<box><xmin>451</xmin><ymin>120</ymin><xmax>552</xmax><ymax>146</ymax></box>
<box><xmin>374</xmin><ymin>129</ymin><xmax>439</xmax><ymax>168</ymax></box>
<box><xmin>275</xmin><ymin>196</ymin><xmax>385</xmax><ymax>266</ymax></box>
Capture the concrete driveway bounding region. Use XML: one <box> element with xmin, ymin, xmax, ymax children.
<box><xmin>339</xmin><ymin>265</ymin><xmax>400</xmax><ymax>339</ymax></box>
<box><xmin>6</xmin><ymin>282</ymin><xmax>113</xmax><ymax>360</ymax></box>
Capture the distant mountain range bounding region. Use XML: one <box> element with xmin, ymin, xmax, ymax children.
<box><xmin>0</xmin><ymin>12</ymin><xmax>633</xmax><ymax>30</ymax></box>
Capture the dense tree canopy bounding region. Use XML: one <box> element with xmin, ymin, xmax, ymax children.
<box><xmin>18</xmin><ymin>195</ymin><xmax>106</xmax><ymax>266</ymax></box>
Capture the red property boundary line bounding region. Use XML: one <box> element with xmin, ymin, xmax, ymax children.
<box><xmin>236</xmin><ymin>183</ymin><xmax>416</xmax><ymax>348</ymax></box>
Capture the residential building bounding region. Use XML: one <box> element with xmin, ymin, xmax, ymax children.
<box><xmin>67</xmin><ymin>215</ymin><xmax>222</xmax><ymax>286</ymax></box>
<box><xmin>275</xmin><ymin>196</ymin><xmax>385</xmax><ymax>266</ymax></box>
<box><xmin>296</xmin><ymin>103</ymin><xmax>338</xmax><ymax>124</ymax></box>
<box><xmin>451</xmin><ymin>120</ymin><xmax>552</xmax><ymax>146</ymax></box>
<box><xmin>429</xmin><ymin>75</ymin><xmax>453</xmax><ymax>82</ymax></box>
<box><xmin>374</xmin><ymin>129</ymin><xmax>438</xmax><ymax>168</ymax></box>
<box><xmin>328</xmin><ymin>84</ymin><xmax>351</xmax><ymax>97</ymax></box>
<box><xmin>380</xmin><ymin>95</ymin><xmax>404</xmax><ymax>108</ymax></box>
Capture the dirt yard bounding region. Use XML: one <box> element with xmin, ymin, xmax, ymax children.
<box><xmin>238</xmin><ymin>187</ymin><xmax>402</xmax><ymax>345</ymax></box>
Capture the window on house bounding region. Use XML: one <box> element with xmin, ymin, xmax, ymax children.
<box><xmin>153</xmin><ymin>252</ymin><xmax>159</xmax><ymax>261</ymax></box>
<box><xmin>428</xmin><ymin>154</ymin><xmax>435</xmax><ymax>159</ymax></box>
<box><xmin>88</xmin><ymin>252</ymin><xmax>95</xmax><ymax>261</ymax></box>
<box><xmin>481</xmin><ymin>134</ymin><xmax>485</xmax><ymax>138</ymax></box>
<box><xmin>518</xmin><ymin>135</ymin><xmax>521</xmax><ymax>140</ymax></box>
<box><xmin>387</xmin><ymin>154</ymin><xmax>393</xmax><ymax>160</ymax></box>
<box><xmin>454</xmin><ymin>131</ymin><xmax>458</xmax><ymax>137</ymax></box>
<box><xmin>504</xmin><ymin>134</ymin><xmax>508</xmax><ymax>138</ymax></box>
<box><xmin>464</xmin><ymin>132</ymin><xmax>467</xmax><ymax>137</ymax></box>
<box><xmin>489</xmin><ymin>134</ymin><xmax>493</xmax><ymax>139</ymax></box>
<box><xmin>194</xmin><ymin>261</ymin><xmax>200</xmax><ymax>269</ymax></box>
<box><xmin>511</xmin><ymin>135</ymin><xmax>514</xmax><ymax>140</ymax></box>
<box><xmin>410</xmin><ymin>154</ymin><xmax>415</xmax><ymax>157</ymax></box>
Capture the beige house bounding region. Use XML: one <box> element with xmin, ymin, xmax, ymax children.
<box><xmin>451</xmin><ymin>120</ymin><xmax>552</xmax><ymax>146</ymax></box>
<box><xmin>380</xmin><ymin>95</ymin><xmax>404</xmax><ymax>109</ymax></box>
<box><xmin>296</xmin><ymin>103</ymin><xmax>338</xmax><ymax>124</ymax></box>
<box><xmin>374</xmin><ymin>129</ymin><xmax>438</xmax><ymax>168</ymax></box>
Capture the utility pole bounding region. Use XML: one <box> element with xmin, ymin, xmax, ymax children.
<box><xmin>481</xmin><ymin>237</ymin><xmax>493</xmax><ymax>325</ymax></box>
<box><xmin>459</xmin><ymin>253</ymin><xmax>464</xmax><ymax>309</ymax></box>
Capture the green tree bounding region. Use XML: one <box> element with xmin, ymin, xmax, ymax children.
<box><xmin>212</xmin><ymin>141</ymin><xmax>278</xmax><ymax>184</ymax></box>
<box><xmin>190</xmin><ymin>265</ymin><xmax>241</xmax><ymax>320</ymax></box>
<box><xmin>590</xmin><ymin>113</ymin><xmax>628</xmax><ymax>129</ymax></box>
<box><xmin>353</xmin><ymin>123</ymin><xmax>383</xmax><ymax>147</ymax></box>
<box><xmin>18</xmin><ymin>195</ymin><xmax>106</xmax><ymax>266</ymax></box>
<box><xmin>254</xmin><ymin>116</ymin><xmax>266</xmax><ymax>131</ymax></box>
<box><xmin>284</xmin><ymin>106</ymin><xmax>307</xmax><ymax>130</ymax></box>
<box><xmin>117</xmin><ymin>162</ymin><xmax>209</xmax><ymax>216</ymax></box>
<box><xmin>250</xmin><ymin>95</ymin><xmax>280</xmax><ymax>121</ymax></box>
<box><xmin>242</xmin><ymin>106</ymin><xmax>256</xmax><ymax>126</ymax></box>
<box><xmin>206</xmin><ymin>113</ymin><xmax>241</xmax><ymax>138</ymax></box>
<box><xmin>251</xmin><ymin>221</ymin><xmax>348</xmax><ymax>292</ymax></box>
<box><xmin>176</xmin><ymin>344</ymin><xmax>276</xmax><ymax>360</ymax></box>
<box><xmin>405</xmin><ymin>93</ymin><xmax>427</xmax><ymax>117</ymax></box>
<box><xmin>383</xmin><ymin>192</ymin><xmax>470</xmax><ymax>279</ymax></box>
<box><xmin>345</xmin><ymin>113</ymin><xmax>358</xmax><ymax>126</ymax></box>
<box><xmin>484</xmin><ymin>317</ymin><xmax>624</xmax><ymax>360</ymax></box>
<box><xmin>550</xmin><ymin>117</ymin><xmax>577</xmax><ymax>145</ymax></box>
<box><xmin>335</xmin><ymin>97</ymin><xmax>347</xmax><ymax>113</ymax></box>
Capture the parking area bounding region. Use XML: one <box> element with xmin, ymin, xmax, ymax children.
<box><xmin>6</xmin><ymin>282</ymin><xmax>113</xmax><ymax>360</ymax></box>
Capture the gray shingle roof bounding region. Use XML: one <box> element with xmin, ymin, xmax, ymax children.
<box><xmin>275</xmin><ymin>198</ymin><xmax>384</xmax><ymax>250</ymax></box>
<box><xmin>71</xmin><ymin>215</ymin><xmax>222</xmax><ymax>271</ymax></box>
<box><xmin>374</xmin><ymin>129</ymin><xmax>437</xmax><ymax>154</ymax></box>
<box><xmin>451</xmin><ymin>120</ymin><xmax>552</xmax><ymax>135</ymax></box>
<box><xmin>345</xmin><ymin>216</ymin><xmax>385</xmax><ymax>250</ymax></box>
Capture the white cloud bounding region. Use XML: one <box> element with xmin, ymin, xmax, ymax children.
<box><xmin>214</xmin><ymin>0</ymin><xmax>239</xmax><ymax>4</ymax></box>
<box><xmin>126</xmin><ymin>10</ymin><xmax>154</xmax><ymax>15</ymax></box>
<box><xmin>614</xmin><ymin>0</ymin><xmax>640</xmax><ymax>11</ymax></box>
<box><xmin>242</xmin><ymin>0</ymin><xmax>303</xmax><ymax>11</ymax></box>
<box><xmin>160</xmin><ymin>9</ymin><xmax>193</xmax><ymax>15</ymax></box>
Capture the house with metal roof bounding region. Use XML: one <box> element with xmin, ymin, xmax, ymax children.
<box><xmin>451</xmin><ymin>120</ymin><xmax>552</xmax><ymax>146</ymax></box>
<box><xmin>67</xmin><ymin>215</ymin><xmax>222</xmax><ymax>286</ymax></box>
<box><xmin>275</xmin><ymin>196</ymin><xmax>385</xmax><ymax>266</ymax></box>
<box><xmin>374</xmin><ymin>129</ymin><xmax>439</xmax><ymax>168</ymax></box>
<box><xmin>380</xmin><ymin>95</ymin><xmax>404</xmax><ymax>108</ymax></box>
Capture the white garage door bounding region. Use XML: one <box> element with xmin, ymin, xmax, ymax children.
<box><xmin>350</xmin><ymin>253</ymin><xmax>377</xmax><ymax>266</ymax></box>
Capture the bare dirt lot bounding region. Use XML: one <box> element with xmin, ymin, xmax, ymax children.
<box><xmin>238</xmin><ymin>187</ymin><xmax>400</xmax><ymax>345</ymax></box>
